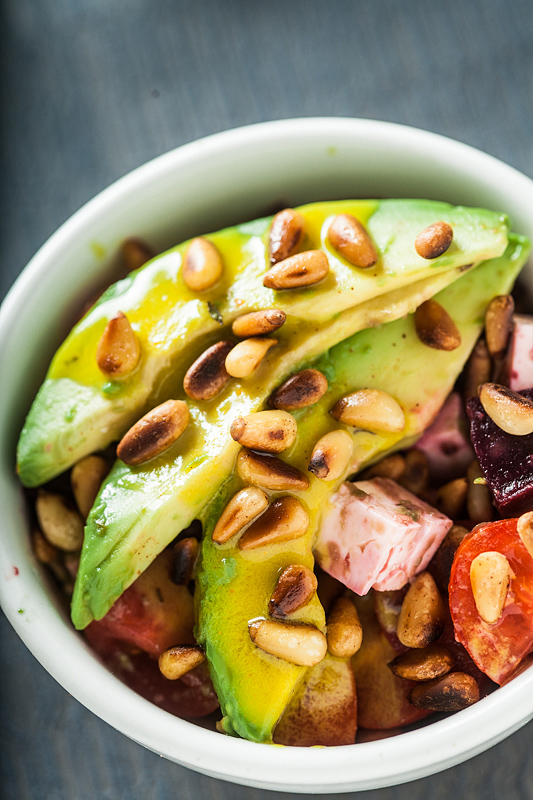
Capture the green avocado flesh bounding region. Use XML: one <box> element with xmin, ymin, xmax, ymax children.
<box><xmin>69</xmin><ymin>250</ymin><xmax>516</xmax><ymax>631</ymax></box>
<box><xmin>17</xmin><ymin>200</ymin><xmax>508</xmax><ymax>488</ymax></box>
<box><xmin>15</xmin><ymin>195</ymin><xmax>527</xmax><ymax>744</ymax></box>
<box><xmin>195</xmin><ymin>236</ymin><xmax>529</xmax><ymax>743</ymax></box>
<box><xmin>70</xmin><ymin>264</ymin><xmax>463</xmax><ymax>628</ymax></box>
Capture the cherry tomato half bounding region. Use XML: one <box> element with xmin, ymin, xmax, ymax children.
<box><xmin>449</xmin><ymin>518</ymin><xmax>533</xmax><ymax>684</ymax></box>
<box><xmin>84</xmin><ymin>623</ymin><xmax>219</xmax><ymax>718</ymax></box>
<box><xmin>88</xmin><ymin>550</ymin><xmax>195</xmax><ymax>656</ymax></box>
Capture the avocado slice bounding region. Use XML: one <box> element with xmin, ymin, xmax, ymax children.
<box><xmin>195</xmin><ymin>235</ymin><xmax>530</xmax><ymax>743</ymax></box>
<box><xmin>71</xmin><ymin>259</ymin><xmax>483</xmax><ymax>630</ymax></box>
<box><xmin>17</xmin><ymin>200</ymin><xmax>508</xmax><ymax>488</ymax></box>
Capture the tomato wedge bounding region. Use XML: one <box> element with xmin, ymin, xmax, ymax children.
<box><xmin>84</xmin><ymin>623</ymin><xmax>219</xmax><ymax>718</ymax></box>
<box><xmin>86</xmin><ymin>549</ymin><xmax>195</xmax><ymax>656</ymax></box>
<box><xmin>449</xmin><ymin>518</ymin><xmax>533</xmax><ymax>684</ymax></box>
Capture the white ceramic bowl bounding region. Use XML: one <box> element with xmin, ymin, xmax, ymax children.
<box><xmin>1</xmin><ymin>118</ymin><xmax>533</xmax><ymax>793</ymax></box>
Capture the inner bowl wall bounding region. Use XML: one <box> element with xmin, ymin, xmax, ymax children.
<box><xmin>1</xmin><ymin>118</ymin><xmax>533</xmax><ymax>792</ymax></box>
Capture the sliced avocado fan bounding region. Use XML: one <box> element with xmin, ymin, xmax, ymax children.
<box><xmin>71</xmin><ymin>258</ymin><xmax>486</xmax><ymax>629</ymax></box>
<box><xmin>195</xmin><ymin>236</ymin><xmax>529</xmax><ymax>743</ymax></box>
<box><xmin>17</xmin><ymin>200</ymin><xmax>508</xmax><ymax>488</ymax></box>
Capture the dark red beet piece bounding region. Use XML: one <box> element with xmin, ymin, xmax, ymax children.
<box><xmin>466</xmin><ymin>388</ymin><xmax>533</xmax><ymax>516</ymax></box>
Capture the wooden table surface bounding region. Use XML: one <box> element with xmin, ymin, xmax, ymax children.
<box><xmin>1</xmin><ymin>1</ymin><xmax>532</xmax><ymax>797</ymax></box>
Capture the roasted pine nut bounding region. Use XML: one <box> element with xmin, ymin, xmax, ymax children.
<box><xmin>470</xmin><ymin>551</ymin><xmax>511</xmax><ymax>624</ymax></box>
<box><xmin>96</xmin><ymin>311</ymin><xmax>141</xmax><ymax>378</ymax></box>
<box><xmin>479</xmin><ymin>382</ymin><xmax>533</xmax><ymax>436</ymax></box>
<box><xmin>517</xmin><ymin>511</ymin><xmax>533</xmax><ymax>559</ymax></box>
<box><xmin>466</xmin><ymin>460</ymin><xmax>494</xmax><ymax>524</ymax></box>
<box><xmin>485</xmin><ymin>294</ymin><xmax>514</xmax><ymax>360</ymax></box>
<box><xmin>414</xmin><ymin>299</ymin><xmax>461</xmax><ymax>351</ymax></box>
<box><xmin>35</xmin><ymin>491</ymin><xmax>84</xmax><ymax>552</ymax></box>
<box><xmin>432</xmin><ymin>524</ymin><xmax>469</xmax><ymax>595</ymax></box>
<box><xmin>328</xmin><ymin>213</ymin><xmax>378</xmax><ymax>268</ymax></box>
<box><xmin>269</xmin><ymin>564</ymin><xmax>318</xmax><ymax>618</ymax></box>
<box><xmin>363</xmin><ymin>453</ymin><xmax>406</xmax><ymax>481</ymax></box>
<box><xmin>32</xmin><ymin>529</ymin><xmax>59</xmax><ymax>564</ymax></box>
<box><xmin>397</xmin><ymin>572</ymin><xmax>445</xmax><ymax>649</ymax></box>
<box><xmin>409</xmin><ymin>672</ymin><xmax>479</xmax><ymax>711</ymax></box>
<box><xmin>308</xmin><ymin>430</ymin><xmax>353</xmax><ymax>481</ymax></box>
<box><xmin>269</xmin><ymin>209</ymin><xmax>306</xmax><ymax>264</ymax></box>
<box><xmin>414</xmin><ymin>221</ymin><xmax>453</xmax><ymax>259</ymax></box>
<box><xmin>158</xmin><ymin>645</ymin><xmax>205</xmax><ymax>680</ymax></box>
<box><xmin>172</xmin><ymin>537</ymin><xmax>199</xmax><ymax>584</ymax></box>
<box><xmin>436</xmin><ymin>477</ymin><xmax>468</xmax><ymax>519</ymax></box>
<box><xmin>238</xmin><ymin>496</ymin><xmax>309</xmax><ymax>550</ymax></box>
<box><xmin>230</xmin><ymin>410</ymin><xmax>297</xmax><ymax>454</ymax></box>
<box><xmin>237</xmin><ymin>449</ymin><xmax>309</xmax><ymax>491</ymax></box>
<box><xmin>183</xmin><ymin>341</ymin><xmax>233</xmax><ymax>401</ymax></box>
<box><xmin>463</xmin><ymin>338</ymin><xmax>491</xmax><ymax>399</ymax></box>
<box><xmin>388</xmin><ymin>645</ymin><xmax>454</xmax><ymax>681</ymax></box>
<box><xmin>248</xmin><ymin>619</ymin><xmax>327</xmax><ymax>666</ymax></box>
<box><xmin>117</xmin><ymin>399</ymin><xmax>189</xmax><ymax>466</ymax></box>
<box><xmin>182</xmin><ymin>237</ymin><xmax>224</xmax><ymax>292</ymax></box>
<box><xmin>232</xmin><ymin>309</ymin><xmax>286</xmax><ymax>338</ymax></box>
<box><xmin>263</xmin><ymin>250</ymin><xmax>329</xmax><ymax>290</ymax></box>
<box><xmin>326</xmin><ymin>596</ymin><xmax>362</xmax><ymax>658</ymax></box>
<box><xmin>225</xmin><ymin>338</ymin><xmax>277</xmax><ymax>378</ymax></box>
<box><xmin>269</xmin><ymin>368</ymin><xmax>328</xmax><ymax>411</ymax></box>
<box><xmin>71</xmin><ymin>455</ymin><xmax>109</xmax><ymax>518</ymax></box>
<box><xmin>331</xmin><ymin>389</ymin><xmax>405</xmax><ymax>433</ymax></box>
<box><xmin>212</xmin><ymin>487</ymin><xmax>269</xmax><ymax>545</ymax></box>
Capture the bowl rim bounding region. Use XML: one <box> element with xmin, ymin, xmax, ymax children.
<box><xmin>1</xmin><ymin>117</ymin><xmax>533</xmax><ymax>792</ymax></box>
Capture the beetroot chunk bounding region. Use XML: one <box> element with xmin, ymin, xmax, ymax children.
<box><xmin>466</xmin><ymin>388</ymin><xmax>533</xmax><ymax>516</ymax></box>
<box><xmin>415</xmin><ymin>392</ymin><xmax>474</xmax><ymax>483</ymax></box>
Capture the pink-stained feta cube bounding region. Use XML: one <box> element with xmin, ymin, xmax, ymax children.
<box><xmin>414</xmin><ymin>392</ymin><xmax>474</xmax><ymax>483</ymax></box>
<box><xmin>314</xmin><ymin>477</ymin><xmax>452</xmax><ymax>595</ymax></box>
<box><xmin>502</xmin><ymin>314</ymin><xmax>533</xmax><ymax>391</ymax></box>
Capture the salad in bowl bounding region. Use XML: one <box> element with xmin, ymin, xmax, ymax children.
<box><xmin>3</xmin><ymin>119</ymin><xmax>533</xmax><ymax>791</ymax></box>
<box><xmin>16</xmin><ymin>195</ymin><xmax>533</xmax><ymax>745</ymax></box>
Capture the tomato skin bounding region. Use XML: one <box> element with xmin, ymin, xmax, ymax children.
<box><xmin>84</xmin><ymin>624</ymin><xmax>219</xmax><ymax>718</ymax></box>
<box><xmin>88</xmin><ymin>550</ymin><xmax>195</xmax><ymax>656</ymax></box>
<box><xmin>449</xmin><ymin>518</ymin><xmax>533</xmax><ymax>684</ymax></box>
<box><xmin>82</xmin><ymin>549</ymin><xmax>218</xmax><ymax>718</ymax></box>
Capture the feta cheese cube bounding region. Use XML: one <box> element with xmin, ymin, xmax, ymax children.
<box><xmin>314</xmin><ymin>477</ymin><xmax>452</xmax><ymax>595</ymax></box>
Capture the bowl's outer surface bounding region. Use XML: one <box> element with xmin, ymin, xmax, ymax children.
<box><xmin>1</xmin><ymin>118</ymin><xmax>533</xmax><ymax>793</ymax></box>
